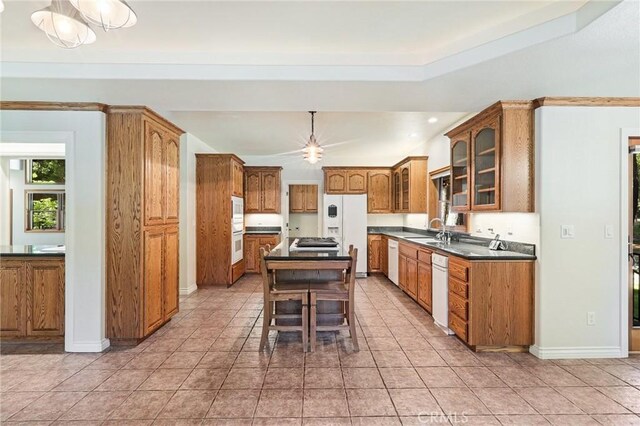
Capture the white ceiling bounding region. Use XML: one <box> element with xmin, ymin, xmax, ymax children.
<box><xmin>0</xmin><ymin>0</ymin><xmax>638</xmax><ymax>157</ymax></box>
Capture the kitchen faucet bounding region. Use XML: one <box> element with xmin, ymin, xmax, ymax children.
<box><xmin>429</xmin><ymin>218</ymin><xmax>451</xmax><ymax>244</ymax></box>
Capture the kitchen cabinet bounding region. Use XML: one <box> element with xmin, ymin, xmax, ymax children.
<box><xmin>367</xmin><ymin>169</ymin><xmax>392</xmax><ymax>213</ymax></box>
<box><xmin>196</xmin><ymin>154</ymin><xmax>246</xmax><ymax>287</ymax></box>
<box><xmin>244</xmin><ymin>234</ymin><xmax>280</xmax><ymax>273</ymax></box>
<box><xmin>323</xmin><ymin>168</ymin><xmax>368</xmax><ymax>194</ymax></box>
<box><xmin>417</xmin><ymin>248</ymin><xmax>432</xmax><ymax>313</ymax></box>
<box><xmin>367</xmin><ymin>234</ymin><xmax>382</xmax><ymax>273</ymax></box>
<box><xmin>447</xmin><ymin>256</ymin><xmax>534</xmax><ymax>349</ymax></box>
<box><xmin>289</xmin><ymin>184</ymin><xmax>318</xmax><ymax>213</ymax></box>
<box><xmin>244</xmin><ymin>167</ymin><xmax>282</xmax><ymax>213</ymax></box>
<box><xmin>446</xmin><ymin>101</ymin><xmax>534</xmax><ymax>212</ymax></box>
<box><xmin>381</xmin><ymin>235</ymin><xmax>389</xmax><ymax>277</ymax></box>
<box><xmin>232</xmin><ymin>159</ymin><xmax>244</xmax><ymax>198</ymax></box>
<box><xmin>1</xmin><ymin>257</ymin><xmax>64</xmax><ymax>339</ymax></box>
<box><xmin>392</xmin><ymin>157</ymin><xmax>428</xmax><ymax>213</ymax></box>
<box><xmin>107</xmin><ymin>107</ymin><xmax>183</xmax><ymax>343</ymax></box>
<box><xmin>405</xmin><ymin>258</ymin><xmax>418</xmax><ymax>299</ymax></box>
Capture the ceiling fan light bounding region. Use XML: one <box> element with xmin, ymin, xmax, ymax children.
<box><xmin>31</xmin><ymin>0</ymin><xmax>96</xmax><ymax>49</ymax></box>
<box><xmin>69</xmin><ymin>0</ymin><xmax>137</xmax><ymax>31</ymax></box>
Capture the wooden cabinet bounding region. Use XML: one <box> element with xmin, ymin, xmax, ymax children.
<box><xmin>367</xmin><ymin>234</ymin><xmax>382</xmax><ymax>273</ymax></box>
<box><xmin>107</xmin><ymin>107</ymin><xmax>183</xmax><ymax>342</ymax></box>
<box><xmin>392</xmin><ymin>157</ymin><xmax>428</xmax><ymax>213</ymax></box>
<box><xmin>398</xmin><ymin>254</ymin><xmax>407</xmax><ymax>292</ymax></box>
<box><xmin>417</xmin><ymin>261</ymin><xmax>432</xmax><ymax>313</ymax></box>
<box><xmin>405</xmin><ymin>258</ymin><xmax>418</xmax><ymax>299</ymax></box>
<box><xmin>289</xmin><ymin>184</ymin><xmax>318</xmax><ymax>213</ymax></box>
<box><xmin>323</xmin><ymin>168</ymin><xmax>368</xmax><ymax>194</ymax></box>
<box><xmin>232</xmin><ymin>159</ymin><xmax>244</xmax><ymax>198</ymax></box>
<box><xmin>397</xmin><ymin>241</ymin><xmax>432</xmax><ymax>311</ymax></box>
<box><xmin>381</xmin><ymin>235</ymin><xmax>389</xmax><ymax>276</ymax></box>
<box><xmin>367</xmin><ymin>170</ymin><xmax>392</xmax><ymax>213</ymax></box>
<box><xmin>244</xmin><ymin>234</ymin><xmax>280</xmax><ymax>273</ymax></box>
<box><xmin>446</xmin><ymin>101</ymin><xmax>534</xmax><ymax>212</ymax></box>
<box><xmin>447</xmin><ymin>256</ymin><xmax>534</xmax><ymax>348</ymax></box>
<box><xmin>244</xmin><ymin>167</ymin><xmax>282</xmax><ymax>213</ymax></box>
<box><xmin>1</xmin><ymin>257</ymin><xmax>64</xmax><ymax>339</ymax></box>
<box><xmin>196</xmin><ymin>154</ymin><xmax>246</xmax><ymax>287</ymax></box>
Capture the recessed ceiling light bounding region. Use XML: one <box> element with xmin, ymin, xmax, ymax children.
<box><xmin>409</xmin><ymin>132</ymin><xmax>419</xmax><ymax>138</ymax></box>
<box><xmin>428</xmin><ymin>117</ymin><xmax>438</xmax><ymax>124</ymax></box>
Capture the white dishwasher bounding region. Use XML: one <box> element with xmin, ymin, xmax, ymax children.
<box><xmin>432</xmin><ymin>253</ymin><xmax>455</xmax><ymax>335</ymax></box>
<box><xmin>388</xmin><ymin>239</ymin><xmax>399</xmax><ymax>286</ymax></box>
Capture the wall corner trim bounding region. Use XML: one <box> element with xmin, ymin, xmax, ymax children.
<box><xmin>66</xmin><ymin>338</ymin><xmax>110</xmax><ymax>353</ymax></box>
<box><xmin>180</xmin><ymin>284</ymin><xmax>198</xmax><ymax>296</ymax></box>
<box><xmin>530</xmin><ymin>345</ymin><xmax>624</xmax><ymax>360</ymax></box>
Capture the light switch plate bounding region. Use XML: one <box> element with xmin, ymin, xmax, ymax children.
<box><xmin>605</xmin><ymin>225</ymin><xmax>614</xmax><ymax>239</ymax></box>
<box><xmin>561</xmin><ymin>225</ymin><xmax>575</xmax><ymax>239</ymax></box>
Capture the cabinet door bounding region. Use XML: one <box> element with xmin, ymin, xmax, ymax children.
<box><xmin>401</xmin><ymin>166</ymin><xmax>410</xmax><ymax>211</ymax></box>
<box><xmin>26</xmin><ymin>259</ymin><xmax>64</xmax><ymax>336</ymax></box>
<box><xmin>398</xmin><ymin>255</ymin><xmax>407</xmax><ymax>290</ymax></box>
<box><xmin>164</xmin><ymin>134</ymin><xmax>180</xmax><ymax>224</ymax></box>
<box><xmin>381</xmin><ymin>237</ymin><xmax>388</xmax><ymax>277</ymax></box>
<box><xmin>0</xmin><ymin>261</ymin><xmax>26</xmax><ymax>336</ymax></box>
<box><xmin>144</xmin><ymin>229</ymin><xmax>165</xmax><ymax>334</ymax></box>
<box><xmin>244</xmin><ymin>236</ymin><xmax>259</xmax><ymax>273</ymax></box>
<box><xmin>144</xmin><ymin>122</ymin><xmax>165</xmax><ymax>226</ymax></box>
<box><xmin>367</xmin><ymin>170</ymin><xmax>392</xmax><ymax>213</ymax></box>
<box><xmin>244</xmin><ymin>170</ymin><xmax>261</xmax><ymax>213</ymax></box>
<box><xmin>417</xmin><ymin>262</ymin><xmax>432</xmax><ymax>312</ymax></box>
<box><xmin>164</xmin><ymin>226</ymin><xmax>179</xmax><ymax>320</ymax></box>
<box><xmin>261</xmin><ymin>171</ymin><xmax>280</xmax><ymax>213</ymax></box>
<box><xmin>472</xmin><ymin>116</ymin><xmax>501</xmax><ymax>210</ymax></box>
<box><xmin>346</xmin><ymin>170</ymin><xmax>367</xmax><ymax>193</ymax></box>
<box><xmin>451</xmin><ymin>134</ymin><xmax>471</xmax><ymax>212</ymax></box>
<box><xmin>304</xmin><ymin>185</ymin><xmax>318</xmax><ymax>212</ymax></box>
<box><xmin>405</xmin><ymin>258</ymin><xmax>418</xmax><ymax>300</ymax></box>
<box><xmin>232</xmin><ymin>160</ymin><xmax>244</xmax><ymax>198</ymax></box>
<box><xmin>367</xmin><ymin>235</ymin><xmax>381</xmax><ymax>273</ymax></box>
<box><xmin>325</xmin><ymin>170</ymin><xmax>347</xmax><ymax>194</ymax></box>
<box><xmin>289</xmin><ymin>185</ymin><xmax>305</xmax><ymax>213</ymax></box>
<box><xmin>393</xmin><ymin>171</ymin><xmax>401</xmax><ymax>211</ymax></box>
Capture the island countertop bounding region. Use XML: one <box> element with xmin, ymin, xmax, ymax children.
<box><xmin>0</xmin><ymin>245</ymin><xmax>65</xmax><ymax>257</ymax></box>
<box><xmin>265</xmin><ymin>238</ymin><xmax>351</xmax><ymax>261</ymax></box>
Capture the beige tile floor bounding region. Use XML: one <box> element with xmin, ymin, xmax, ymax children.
<box><xmin>1</xmin><ymin>274</ymin><xmax>640</xmax><ymax>425</ymax></box>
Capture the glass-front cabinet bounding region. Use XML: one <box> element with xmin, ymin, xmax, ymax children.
<box><xmin>472</xmin><ymin>117</ymin><xmax>500</xmax><ymax>210</ymax></box>
<box><xmin>450</xmin><ymin>134</ymin><xmax>470</xmax><ymax>211</ymax></box>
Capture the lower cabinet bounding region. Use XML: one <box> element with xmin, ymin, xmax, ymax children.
<box><xmin>367</xmin><ymin>234</ymin><xmax>382</xmax><ymax>273</ymax></box>
<box><xmin>417</xmin><ymin>257</ymin><xmax>432</xmax><ymax>313</ymax></box>
<box><xmin>381</xmin><ymin>235</ymin><xmax>389</xmax><ymax>276</ymax></box>
<box><xmin>0</xmin><ymin>257</ymin><xmax>64</xmax><ymax>339</ymax></box>
<box><xmin>405</xmin><ymin>258</ymin><xmax>418</xmax><ymax>299</ymax></box>
<box><xmin>244</xmin><ymin>234</ymin><xmax>280</xmax><ymax>273</ymax></box>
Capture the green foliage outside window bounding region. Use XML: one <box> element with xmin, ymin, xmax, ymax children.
<box><xmin>30</xmin><ymin>159</ymin><xmax>65</xmax><ymax>184</ymax></box>
<box><xmin>31</xmin><ymin>196</ymin><xmax>59</xmax><ymax>230</ymax></box>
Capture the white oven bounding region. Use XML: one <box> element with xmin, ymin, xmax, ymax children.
<box><xmin>232</xmin><ymin>230</ymin><xmax>243</xmax><ymax>264</ymax></box>
<box><xmin>231</xmin><ymin>196</ymin><xmax>244</xmax><ymax>263</ymax></box>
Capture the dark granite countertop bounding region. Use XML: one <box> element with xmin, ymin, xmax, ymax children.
<box><xmin>368</xmin><ymin>227</ymin><xmax>536</xmax><ymax>261</ymax></box>
<box><xmin>0</xmin><ymin>245</ymin><xmax>66</xmax><ymax>257</ymax></box>
<box><xmin>245</xmin><ymin>226</ymin><xmax>282</xmax><ymax>235</ymax></box>
<box><xmin>265</xmin><ymin>238</ymin><xmax>351</xmax><ymax>261</ymax></box>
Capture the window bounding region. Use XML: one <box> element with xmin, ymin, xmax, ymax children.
<box><xmin>26</xmin><ymin>159</ymin><xmax>65</xmax><ymax>184</ymax></box>
<box><xmin>25</xmin><ymin>191</ymin><xmax>65</xmax><ymax>232</ymax></box>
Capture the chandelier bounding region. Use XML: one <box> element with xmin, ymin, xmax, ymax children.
<box><xmin>30</xmin><ymin>0</ymin><xmax>136</xmax><ymax>49</ymax></box>
<box><xmin>303</xmin><ymin>111</ymin><xmax>324</xmax><ymax>164</ymax></box>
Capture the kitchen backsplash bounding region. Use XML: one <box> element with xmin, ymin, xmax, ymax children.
<box><xmin>468</xmin><ymin>212</ymin><xmax>540</xmax><ymax>245</ymax></box>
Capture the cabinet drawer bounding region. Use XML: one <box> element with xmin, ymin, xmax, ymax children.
<box><xmin>232</xmin><ymin>260</ymin><xmax>245</xmax><ymax>283</ymax></box>
<box><xmin>449</xmin><ymin>291</ymin><xmax>468</xmax><ymax>321</ymax></box>
<box><xmin>418</xmin><ymin>248</ymin><xmax>432</xmax><ymax>264</ymax></box>
<box><xmin>449</xmin><ymin>277</ymin><xmax>468</xmax><ymax>299</ymax></box>
<box><xmin>449</xmin><ymin>312</ymin><xmax>467</xmax><ymax>342</ymax></box>
<box><xmin>399</xmin><ymin>243</ymin><xmax>418</xmax><ymax>259</ymax></box>
<box><xmin>449</xmin><ymin>261</ymin><xmax>469</xmax><ymax>282</ymax></box>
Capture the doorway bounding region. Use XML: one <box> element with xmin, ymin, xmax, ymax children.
<box><xmin>629</xmin><ymin>136</ymin><xmax>640</xmax><ymax>352</ymax></box>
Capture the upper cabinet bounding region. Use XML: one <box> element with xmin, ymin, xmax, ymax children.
<box><xmin>324</xmin><ymin>169</ymin><xmax>367</xmax><ymax>194</ymax></box>
<box><xmin>290</xmin><ymin>184</ymin><xmax>318</xmax><ymax>213</ymax></box>
<box><xmin>446</xmin><ymin>101</ymin><xmax>533</xmax><ymax>212</ymax></box>
<box><xmin>232</xmin><ymin>158</ymin><xmax>244</xmax><ymax>198</ymax></box>
<box><xmin>244</xmin><ymin>167</ymin><xmax>282</xmax><ymax>213</ymax></box>
<box><xmin>367</xmin><ymin>169</ymin><xmax>392</xmax><ymax>213</ymax></box>
<box><xmin>392</xmin><ymin>157</ymin><xmax>428</xmax><ymax>213</ymax></box>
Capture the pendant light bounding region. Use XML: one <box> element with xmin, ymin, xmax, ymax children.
<box><xmin>31</xmin><ymin>0</ymin><xmax>96</xmax><ymax>49</ymax></box>
<box><xmin>302</xmin><ymin>111</ymin><xmax>324</xmax><ymax>164</ymax></box>
<box><xmin>69</xmin><ymin>0</ymin><xmax>137</xmax><ymax>31</ymax></box>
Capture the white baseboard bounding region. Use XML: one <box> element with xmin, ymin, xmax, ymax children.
<box><xmin>180</xmin><ymin>283</ymin><xmax>198</xmax><ymax>296</ymax></box>
<box><xmin>65</xmin><ymin>338</ymin><xmax>110</xmax><ymax>353</ymax></box>
<box><xmin>530</xmin><ymin>345</ymin><xmax>625</xmax><ymax>359</ymax></box>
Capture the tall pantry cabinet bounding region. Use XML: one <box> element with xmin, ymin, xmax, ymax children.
<box><xmin>106</xmin><ymin>107</ymin><xmax>183</xmax><ymax>343</ymax></box>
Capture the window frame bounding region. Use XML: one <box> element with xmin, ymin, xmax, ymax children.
<box><xmin>24</xmin><ymin>190</ymin><xmax>66</xmax><ymax>233</ymax></box>
<box><xmin>25</xmin><ymin>158</ymin><xmax>66</xmax><ymax>185</ymax></box>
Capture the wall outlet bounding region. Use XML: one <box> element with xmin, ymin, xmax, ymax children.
<box><xmin>587</xmin><ymin>311</ymin><xmax>596</xmax><ymax>326</ymax></box>
<box><xmin>561</xmin><ymin>225</ymin><xmax>575</xmax><ymax>239</ymax></box>
<box><xmin>476</xmin><ymin>227</ymin><xmax>482</xmax><ymax>233</ymax></box>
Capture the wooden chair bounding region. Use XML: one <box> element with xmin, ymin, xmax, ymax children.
<box><xmin>308</xmin><ymin>245</ymin><xmax>359</xmax><ymax>352</ymax></box>
<box><xmin>259</xmin><ymin>246</ymin><xmax>309</xmax><ymax>352</ymax></box>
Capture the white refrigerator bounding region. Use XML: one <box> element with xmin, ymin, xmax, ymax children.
<box><xmin>323</xmin><ymin>194</ymin><xmax>368</xmax><ymax>276</ymax></box>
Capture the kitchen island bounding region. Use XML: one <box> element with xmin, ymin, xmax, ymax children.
<box><xmin>0</xmin><ymin>245</ymin><xmax>65</xmax><ymax>340</ymax></box>
<box><xmin>265</xmin><ymin>239</ymin><xmax>351</xmax><ymax>327</ymax></box>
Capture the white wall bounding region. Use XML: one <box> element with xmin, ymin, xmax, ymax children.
<box><xmin>0</xmin><ymin>158</ymin><xmax>11</xmax><ymax>245</ymax></box>
<box><xmin>179</xmin><ymin>133</ymin><xmax>217</xmax><ymax>296</ymax></box>
<box><xmin>0</xmin><ymin>111</ymin><xmax>108</xmax><ymax>352</ymax></box>
<box><xmin>468</xmin><ymin>213</ymin><xmax>540</xmax><ymax>245</ymax></box>
<box><xmin>532</xmin><ymin>106</ymin><xmax>640</xmax><ymax>359</ymax></box>
<box><xmin>289</xmin><ymin>213</ymin><xmax>319</xmax><ymax>237</ymax></box>
<box><xmin>9</xmin><ymin>166</ymin><xmax>65</xmax><ymax>246</ymax></box>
